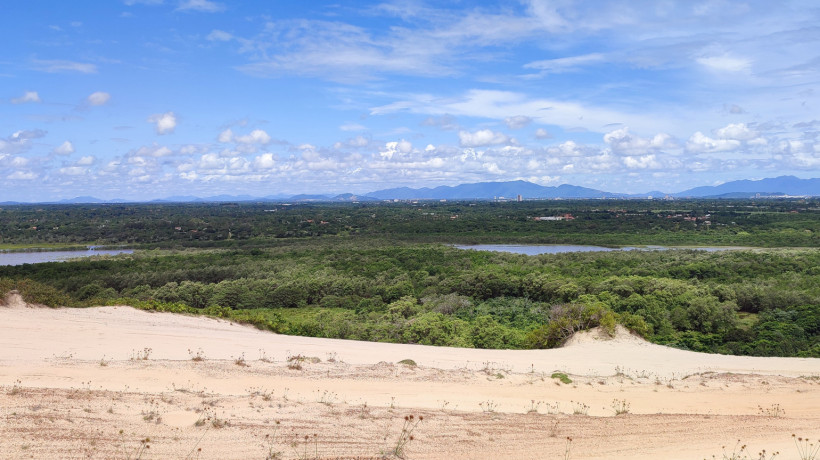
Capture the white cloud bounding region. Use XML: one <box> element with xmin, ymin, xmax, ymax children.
<box><xmin>623</xmin><ymin>154</ymin><xmax>661</xmax><ymax>169</ymax></box>
<box><xmin>30</xmin><ymin>59</ymin><xmax>97</xmax><ymax>74</ymax></box>
<box><xmin>534</xmin><ymin>128</ymin><xmax>552</xmax><ymax>139</ymax></box>
<box><xmin>7</xmin><ymin>171</ymin><xmax>37</xmax><ymax>180</ymax></box>
<box><xmin>504</xmin><ymin>116</ymin><xmax>532</xmax><ymax>130</ymax></box>
<box><xmin>147</xmin><ymin>112</ymin><xmax>177</xmax><ymax>135</ymax></box>
<box><xmin>235</xmin><ymin>129</ymin><xmax>271</xmax><ymax>145</ymax></box>
<box><xmin>177</xmin><ymin>0</ymin><xmax>225</xmax><ymax>13</ymax></box>
<box><xmin>604</xmin><ymin>127</ymin><xmax>676</xmax><ymax>155</ymax></box>
<box><xmin>76</xmin><ymin>155</ymin><xmax>96</xmax><ymax>166</ymax></box>
<box><xmin>340</xmin><ymin>123</ymin><xmax>367</xmax><ymax>132</ymax></box>
<box><xmin>53</xmin><ymin>141</ymin><xmax>75</xmax><ymax>155</ymax></box>
<box><xmin>697</xmin><ymin>54</ymin><xmax>751</xmax><ymax>73</ymax></box>
<box><xmin>686</xmin><ymin>132</ymin><xmax>741</xmax><ymax>153</ymax></box>
<box><xmin>523</xmin><ymin>53</ymin><xmax>605</xmax><ymax>74</ymax></box>
<box><xmin>547</xmin><ymin>140</ymin><xmax>586</xmax><ymax>157</ymax></box>
<box><xmin>59</xmin><ymin>166</ymin><xmax>88</xmax><ymax>176</ymax></box>
<box><xmin>207</xmin><ymin>29</ymin><xmax>233</xmax><ymax>41</ymax></box>
<box><xmin>253</xmin><ymin>153</ymin><xmax>276</xmax><ymax>170</ymax></box>
<box><xmin>134</xmin><ymin>144</ymin><xmax>173</xmax><ymax>157</ymax></box>
<box><xmin>217</xmin><ymin>128</ymin><xmax>233</xmax><ymax>143</ymax></box>
<box><xmin>458</xmin><ymin>129</ymin><xmax>511</xmax><ymax>147</ymax></box>
<box><xmin>379</xmin><ymin>140</ymin><xmax>413</xmax><ymax>160</ymax></box>
<box><xmin>11</xmin><ymin>91</ymin><xmax>41</xmax><ymax>104</ymax></box>
<box><xmin>87</xmin><ymin>91</ymin><xmax>111</xmax><ymax>106</ymax></box>
<box><xmin>714</xmin><ymin>123</ymin><xmax>758</xmax><ymax>141</ymax></box>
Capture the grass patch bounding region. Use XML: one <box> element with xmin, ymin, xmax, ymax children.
<box><xmin>551</xmin><ymin>372</ymin><xmax>572</xmax><ymax>384</ymax></box>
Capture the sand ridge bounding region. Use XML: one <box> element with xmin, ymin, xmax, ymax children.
<box><xmin>1</xmin><ymin>299</ymin><xmax>819</xmax><ymax>459</ymax></box>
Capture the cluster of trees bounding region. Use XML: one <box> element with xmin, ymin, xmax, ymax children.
<box><xmin>2</xmin><ymin>242</ymin><xmax>817</xmax><ymax>357</ymax></box>
<box><xmin>0</xmin><ymin>198</ymin><xmax>818</xmax><ymax>248</ymax></box>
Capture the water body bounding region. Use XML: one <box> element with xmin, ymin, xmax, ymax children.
<box><xmin>453</xmin><ymin>244</ymin><xmax>744</xmax><ymax>255</ymax></box>
<box><xmin>0</xmin><ymin>248</ymin><xmax>134</xmax><ymax>266</ymax></box>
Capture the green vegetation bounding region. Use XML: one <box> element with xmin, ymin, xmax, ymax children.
<box><xmin>551</xmin><ymin>372</ymin><xmax>572</xmax><ymax>384</ymax></box>
<box><xmin>0</xmin><ymin>199</ymin><xmax>817</xmax><ymax>357</ymax></box>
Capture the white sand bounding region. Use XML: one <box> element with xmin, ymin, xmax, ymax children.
<box><xmin>1</xmin><ymin>293</ymin><xmax>819</xmax><ymax>459</ymax></box>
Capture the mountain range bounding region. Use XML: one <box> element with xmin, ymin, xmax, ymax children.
<box><xmin>1</xmin><ymin>176</ymin><xmax>817</xmax><ymax>205</ymax></box>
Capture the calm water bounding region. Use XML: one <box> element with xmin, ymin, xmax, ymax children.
<box><xmin>0</xmin><ymin>248</ymin><xmax>134</xmax><ymax>266</ymax></box>
<box><xmin>453</xmin><ymin>244</ymin><xmax>743</xmax><ymax>255</ymax></box>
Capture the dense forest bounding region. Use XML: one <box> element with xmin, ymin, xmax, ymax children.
<box><xmin>0</xmin><ymin>199</ymin><xmax>818</xmax><ymax>357</ymax></box>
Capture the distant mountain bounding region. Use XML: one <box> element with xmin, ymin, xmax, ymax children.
<box><xmin>57</xmin><ymin>196</ymin><xmax>108</xmax><ymax>204</ymax></box>
<box><xmin>368</xmin><ymin>180</ymin><xmax>622</xmax><ymax>200</ymax></box>
<box><xmin>673</xmin><ymin>176</ymin><xmax>820</xmax><ymax>197</ymax></box>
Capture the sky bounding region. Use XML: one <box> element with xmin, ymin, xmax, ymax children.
<box><xmin>2</xmin><ymin>0</ymin><xmax>820</xmax><ymax>201</ymax></box>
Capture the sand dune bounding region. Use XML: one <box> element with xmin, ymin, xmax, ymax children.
<box><xmin>1</xmin><ymin>294</ymin><xmax>819</xmax><ymax>459</ymax></box>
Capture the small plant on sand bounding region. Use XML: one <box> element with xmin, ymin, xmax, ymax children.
<box><xmin>99</xmin><ymin>355</ymin><xmax>109</xmax><ymax>367</ymax></box>
<box><xmin>188</xmin><ymin>348</ymin><xmax>206</xmax><ymax>362</ymax></box>
<box><xmin>398</xmin><ymin>359</ymin><xmax>417</xmax><ymax>367</ymax></box>
<box><xmin>793</xmin><ymin>434</ymin><xmax>820</xmax><ymax>460</ymax></box>
<box><xmin>263</xmin><ymin>421</ymin><xmax>283</xmax><ymax>459</ymax></box>
<box><xmin>141</xmin><ymin>400</ymin><xmax>162</xmax><ymax>424</ymax></box>
<box><xmin>8</xmin><ymin>379</ymin><xmax>23</xmax><ymax>396</ymax></box>
<box><xmin>564</xmin><ymin>437</ymin><xmax>573</xmax><ymax>460</ymax></box>
<box><xmin>527</xmin><ymin>400</ymin><xmax>543</xmax><ymax>413</ymax></box>
<box><xmin>316</xmin><ymin>389</ymin><xmax>337</xmax><ymax>406</ymax></box>
<box><xmin>707</xmin><ymin>440</ymin><xmax>779</xmax><ymax>460</ymax></box>
<box><xmin>393</xmin><ymin>414</ymin><xmax>423</xmax><ymax>459</ymax></box>
<box><xmin>548</xmin><ymin>419</ymin><xmax>561</xmax><ymax>437</ymax></box>
<box><xmin>233</xmin><ymin>352</ymin><xmax>248</xmax><ymax>367</ymax></box>
<box><xmin>291</xmin><ymin>433</ymin><xmax>319</xmax><ymax>460</ymax></box>
<box><xmin>258</xmin><ymin>349</ymin><xmax>273</xmax><ymax>363</ymax></box>
<box><xmin>758</xmin><ymin>404</ymin><xmax>785</xmax><ymax>418</ymax></box>
<box><xmin>130</xmin><ymin>348</ymin><xmax>152</xmax><ymax>361</ymax></box>
<box><xmin>570</xmin><ymin>401</ymin><xmax>589</xmax><ymax>415</ymax></box>
<box><xmin>611</xmin><ymin>398</ymin><xmax>630</xmax><ymax>415</ymax></box>
<box><xmin>552</xmin><ymin>372</ymin><xmax>572</xmax><ymax>385</ymax></box>
<box><xmin>480</xmin><ymin>400</ymin><xmax>498</xmax><ymax>413</ymax></box>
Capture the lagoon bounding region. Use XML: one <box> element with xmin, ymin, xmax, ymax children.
<box><xmin>0</xmin><ymin>248</ymin><xmax>134</xmax><ymax>266</ymax></box>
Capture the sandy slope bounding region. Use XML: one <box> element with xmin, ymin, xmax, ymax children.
<box><xmin>1</xmin><ymin>293</ymin><xmax>819</xmax><ymax>459</ymax></box>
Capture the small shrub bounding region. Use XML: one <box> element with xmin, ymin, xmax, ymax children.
<box><xmin>398</xmin><ymin>359</ymin><xmax>417</xmax><ymax>367</ymax></box>
<box><xmin>551</xmin><ymin>372</ymin><xmax>572</xmax><ymax>384</ymax></box>
<box><xmin>393</xmin><ymin>414</ymin><xmax>423</xmax><ymax>459</ymax></box>
<box><xmin>611</xmin><ymin>398</ymin><xmax>630</xmax><ymax>415</ymax></box>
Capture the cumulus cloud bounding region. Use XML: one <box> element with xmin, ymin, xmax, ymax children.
<box><xmin>379</xmin><ymin>140</ymin><xmax>413</xmax><ymax>160</ymax></box>
<box><xmin>87</xmin><ymin>91</ymin><xmax>111</xmax><ymax>106</ymax></box>
<box><xmin>334</xmin><ymin>135</ymin><xmax>371</xmax><ymax>149</ymax></box>
<box><xmin>177</xmin><ymin>0</ymin><xmax>225</xmax><ymax>13</ymax></box>
<box><xmin>421</xmin><ymin>114</ymin><xmax>459</xmax><ymax>131</ymax></box>
<box><xmin>7</xmin><ymin>171</ymin><xmax>37</xmax><ymax>180</ymax></box>
<box><xmin>504</xmin><ymin>116</ymin><xmax>532</xmax><ymax>130</ymax></box>
<box><xmin>1</xmin><ymin>129</ymin><xmax>47</xmax><ymax>156</ymax></box>
<box><xmin>147</xmin><ymin>112</ymin><xmax>177</xmax><ymax>135</ymax></box>
<box><xmin>622</xmin><ymin>154</ymin><xmax>662</xmax><ymax>169</ymax></box>
<box><xmin>235</xmin><ymin>129</ymin><xmax>271</xmax><ymax>145</ymax></box>
<box><xmin>686</xmin><ymin>132</ymin><xmax>741</xmax><ymax>153</ymax></box>
<box><xmin>11</xmin><ymin>91</ymin><xmax>41</xmax><ymax>104</ymax></box>
<box><xmin>53</xmin><ymin>141</ymin><xmax>75</xmax><ymax>155</ymax></box>
<box><xmin>604</xmin><ymin>127</ymin><xmax>676</xmax><ymax>155</ymax></box>
<box><xmin>253</xmin><ymin>153</ymin><xmax>276</xmax><ymax>170</ymax></box>
<box><xmin>458</xmin><ymin>129</ymin><xmax>511</xmax><ymax>147</ymax></box>
<box><xmin>714</xmin><ymin>123</ymin><xmax>758</xmax><ymax>141</ymax></box>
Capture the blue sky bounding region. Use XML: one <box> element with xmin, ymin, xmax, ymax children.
<box><xmin>2</xmin><ymin>0</ymin><xmax>819</xmax><ymax>201</ymax></box>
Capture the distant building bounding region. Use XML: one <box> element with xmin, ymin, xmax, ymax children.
<box><xmin>517</xmin><ymin>194</ymin><xmax>522</xmax><ymax>202</ymax></box>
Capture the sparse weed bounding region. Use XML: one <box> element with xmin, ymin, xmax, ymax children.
<box><xmin>188</xmin><ymin>348</ymin><xmax>206</xmax><ymax>362</ymax></box>
<box><xmin>758</xmin><ymin>404</ymin><xmax>785</xmax><ymax>418</ymax></box>
<box><xmin>611</xmin><ymin>398</ymin><xmax>630</xmax><ymax>415</ymax></box>
<box><xmin>258</xmin><ymin>349</ymin><xmax>273</xmax><ymax>363</ymax></box>
<box><xmin>571</xmin><ymin>400</ymin><xmax>589</xmax><ymax>415</ymax></box>
<box><xmin>263</xmin><ymin>421</ymin><xmax>283</xmax><ymax>459</ymax></box>
<box><xmin>564</xmin><ymin>437</ymin><xmax>573</xmax><ymax>460</ymax></box>
<box><xmin>527</xmin><ymin>399</ymin><xmax>543</xmax><ymax>414</ymax></box>
<box><xmin>8</xmin><ymin>379</ymin><xmax>23</xmax><ymax>396</ymax></box>
<box><xmin>99</xmin><ymin>355</ymin><xmax>109</xmax><ymax>367</ymax></box>
<box><xmin>393</xmin><ymin>414</ymin><xmax>423</xmax><ymax>459</ymax></box>
<box><xmin>479</xmin><ymin>400</ymin><xmax>498</xmax><ymax>413</ymax></box>
<box><xmin>130</xmin><ymin>348</ymin><xmax>152</xmax><ymax>361</ymax></box>
<box><xmin>234</xmin><ymin>352</ymin><xmax>248</xmax><ymax>367</ymax></box>
<box><xmin>793</xmin><ymin>434</ymin><xmax>820</xmax><ymax>460</ymax></box>
<box><xmin>706</xmin><ymin>440</ymin><xmax>779</xmax><ymax>460</ymax></box>
<box><xmin>398</xmin><ymin>359</ymin><xmax>417</xmax><ymax>367</ymax></box>
<box><xmin>291</xmin><ymin>433</ymin><xmax>319</xmax><ymax>460</ymax></box>
<box><xmin>316</xmin><ymin>389</ymin><xmax>337</xmax><ymax>406</ymax></box>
